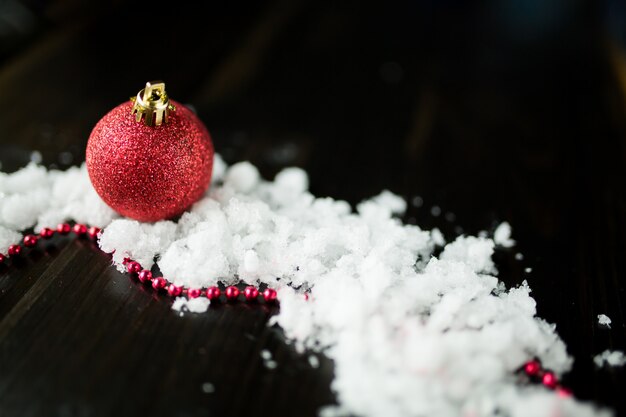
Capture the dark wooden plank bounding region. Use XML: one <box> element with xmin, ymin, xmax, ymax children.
<box><xmin>0</xmin><ymin>241</ymin><xmax>335</xmax><ymax>416</ymax></box>
<box><xmin>0</xmin><ymin>1</ymin><xmax>625</xmax><ymax>416</ymax></box>
<box><xmin>0</xmin><ymin>2</ymin><xmax>339</xmax><ymax>417</ymax></box>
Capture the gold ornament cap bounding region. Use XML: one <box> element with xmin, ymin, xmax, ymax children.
<box><xmin>130</xmin><ymin>81</ymin><xmax>176</xmax><ymax>127</ymax></box>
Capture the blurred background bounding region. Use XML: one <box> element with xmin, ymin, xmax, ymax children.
<box><xmin>0</xmin><ymin>0</ymin><xmax>625</xmax><ymax>415</ymax></box>
<box><xmin>0</xmin><ymin>0</ymin><xmax>624</xmax><ymax>213</ymax></box>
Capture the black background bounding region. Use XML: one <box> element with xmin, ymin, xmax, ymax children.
<box><xmin>0</xmin><ymin>1</ymin><xmax>625</xmax><ymax>416</ymax></box>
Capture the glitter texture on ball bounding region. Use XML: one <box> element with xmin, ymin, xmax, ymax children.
<box><xmin>86</xmin><ymin>100</ymin><xmax>213</xmax><ymax>222</ymax></box>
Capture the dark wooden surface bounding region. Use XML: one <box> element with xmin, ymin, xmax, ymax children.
<box><xmin>0</xmin><ymin>1</ymin><xmax>625</xmax><ymax>416</ymax></box>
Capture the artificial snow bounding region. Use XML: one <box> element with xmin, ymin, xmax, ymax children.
<box><xmin>308</xmin><ymin>354</ymin><xmax>320</xmax><ymax>368</ymax></box>
<box><xmin>171</xmin><ymin>296</ymin><xmax>211</xmax><ymax>314</ymax></box>
<box><xmin>593</xmin><ymin>350</ymin><xmax>626</xmax><ymax>368</ymax></box>
<box><xmin>494</xmin><ymin>222</ymin><xmax>515</xmax><ymax>248</ymax></box>
<box><xmin>0</xmin><ymin>163</ymin><xmax>117</xmax><ymax>232</ymax></box>
<box><xmin>99</xmin><ymin>219</ymin><xmax>177</xmax><ymax>272</ymax></box>
<box><xmin>211</xmin><ymin>154</ymin><xmax>227</xmax><ymax>183</ymax></box>
<box><xmin>597</xmin><ymin>314</ymin><xmax>611</xmax><ymax>328</ymax></box>
<box><xmin>0</xmin><ymin>225</ymin><xmax>22</xmax><ymax>254</ymax></box>
<box><xmin>431</xmin><ymin>227</ymin><xmax>446</xmax><ymax>247</ymax></box>
<box><xmin>260</xmin><ymin>349</ymin><xmax>278</xmax><ymax>369</ymax></box>
<box><xmin>371</xmin><ymin>190</ymin><xmax>407</xmax><ymax>216</ymax></box>
<box><xmin>440</xmin><ymin>235</ymin><xmax>496</xmax><ymax>274</ymax></box>
<box><xmin>0</xmin><ymin>157</ymin><xmax>613</xmax><ymax>417</ymax></box>
<box><xmin>224</xmin><ymin>161</ymin><xmax>260</xmax><ymax>193</ymax></box>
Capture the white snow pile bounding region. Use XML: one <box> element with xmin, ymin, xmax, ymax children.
<box><xmin>172</xmin><ymin>296</ymin><xmax>211</xmax><ymax>314</ymax></box>
<box><xmin>593</xmin><ymin>350</ymin><xmax>626</xmax><ymax>368</ymax></box>
<box><xmin>0</xmin><ymin>163</ymin><xmax>117</xmax><ymax>235</ymax></box>
<box><xmin>494</xmin><ymin>221</ymin><xmax>516</xmax><ymax>248</ymax></box>
<box><xmin>0</xmin><ymin>157</ymin><xmax>612</xmax><ymax>417</ymax></box>
<box><xmin>597</xmin><ymin>314</ymin><xmax>612</xmax><ymax>328</ymax></box>
<box><xmin>0</xmin><ymin>225</ymin><xmax>21</xmax><ymax>255</ymax></box>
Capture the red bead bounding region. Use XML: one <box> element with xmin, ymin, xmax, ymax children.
<box><xmin>122</xmin><ymin>257</ymin><xmax>131</xmax><ymax>265</ymax></box>
<box><xmin>304</xmin><ymin>293</ymin><xmax>310</xmax><ymax>301</ymax></box>
<box><xmin>8</xmin><ymin>245</ymin><xmax>21</xmax><ymax>256</ymax></box>
<box><xmin>188</xmin><ymin>288</ymin><xmax>202</xmax><ymax>298</ymax></box>
<box><xmin>244</xmin><ymin>286</ymin><xmax>259</xmax><ymax>301</ymax></box>
<box><xmin>168</xmin><ymin>284</ymin><xmax>183</xmax><ymax>297</ymax></box>
<box><xmin>263</xmin><ymin>288</ymin><xmax>278</xmax><ymax>302</ymax></box>
<box><xmin>206</xmin><ymin>286</ymin><xmax>221</xmax><ymax>300</ymax></box>
<box><xmin>88</xmin><ymin>226</ymin><xmax>101</xmax><ymax>239</ymax></box>
<box><xmin>40</xmin><ymin>227</ymin><xmax>54</xmax><ymax>239</ymax></box>
<box><xmin>0</xmin><ymin>253</ymin><xmax>6</xmax><ymax>264</ymax></box>
<box><xmin>225</xmin><ymin>286</ymin><xmax>240</xmax><ymax>301</ymax></box>
<box><xmin>126</xmin><ymin>261</ymin><xmax>141</xmax><ymax>274</ymax></box>
<box><xmin>137</xmin><ymin>270</ymin><xmax>152</xmax><ymax>283</ymax></box>
<box><xmin>57</xmin><ymin>223</ymin><xmax>71</xmax><ymax>235</ymax></box>
<box><xmin>523</xmin><ymin>360</ymin><xmax>541</xmax><ymax>377</ymax></box>
<box><xmin>152</xmin><ymin>277</ymin><xmax>167</xmax><ymax>290</ymax></box>
<box><xmin>557</xmin><ymin>387</ymin><xmax>572</xmax><ymax>398</ymax></box>
<box><xmin>23</xmin><ymin>234</ymin><xmax>38</xmax><ymax>248</ymax></box>
<box><xmin>542</xmin><ymin>372</ymin><xmax>558</xmax><ymax>389</ymax></box>
<box><xmin>73</xmin><ymin>223</ymin><xmax>87</xmax><ymax>236</ymax></box>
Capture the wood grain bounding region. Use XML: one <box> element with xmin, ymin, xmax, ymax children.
<box><xmin>0</xmin><ymin>1</ymin><xmax>625</xmax><ymax>416</ymax></box>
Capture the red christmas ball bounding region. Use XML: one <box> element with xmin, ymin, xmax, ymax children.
<box><xmin>86</xmin><ymin>82</ymin><xmax>213</xmax><ymax>222</ymax></box>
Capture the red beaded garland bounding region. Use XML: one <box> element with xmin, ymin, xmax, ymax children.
<box><xmin>57</xmin><ymin>223</ymin><xmax>71</xmax><ymax>235</ymax></box>
<box><xmin>225</xmin><ymin>286</ymin><xmax>240</xmax><ymax>301</ymax></box>
<box><xmin>73</xmin><ymin>224</ymin><xmax>87</xmax><ymax>236</ymax></box>
<box><xmin>126</xmin><ymin>261</ymin><xmax>142</xmax><ymax>274</ymax></box>
<box><xmin>244</xmin><ymin>286</ymin><xmax>259</xmax><ymax>301</ymax></box>
<box><xmin>3</xmin><ymin>224</ymin><xmax>280</xmax><ymax>312</ymax></box>
<box><xmin>137</xmin><ymin>270</ymin><xmax>152</xmax><ymax>283</ymax></box>
<box><xmin>40</xmin><ymin>227</ymin><xmax>54</xmax><ymax>239</ymax></box>
<box><xmin>263</xmin><ymin>288</ymin><xmax>278</xmax><ymax>302</ymax></box>
<box><xmin>23</xmin><ymin>234</ymin><xmax>38</xmax><ymax>248</ymax></box>
<box><xmin>0</xmin><ymin>222</ymin><xmax>577</xmax><ymax>399</ymax></box>
<box><xmin>557</xmin><ymin>387</ymin><xmax>572</xmax><ymax>398</ymax></box>
<box><xmin>206</xmin><ymin>286</ymin><xmax>221</xmax><ymax>300</ymax></box>
<box><xmin>8</xmin><ymin>245</ymin><xmax>21</xmax><ymax>256</ymax></box>
<box><xmin>188</xmin><ymin>288</ymin><xmax>202</xmax><ymax>298</ymax></box>
<box><xmin>542</xmin><ymin>372</ymin><xmax>558</xmax><ymax>389</ymax></box>
<box><xmin>88</xmin><ymin>226</ymin><xmax>101</xmax><ymax>239</ymax></box>
<box><xmin>524</xmin><ymin>360</ymin><xmax>541</xmax><ymax>377</ymax></box>
<box><xmin>168</xmin><ymin>284</ymin><xmax>183</xmax><ymax>297</ymax></box>
<box><xmin>152</xmin><ymin>277</ymin><xmax>167</xmax><ymax>290</ymax></box>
